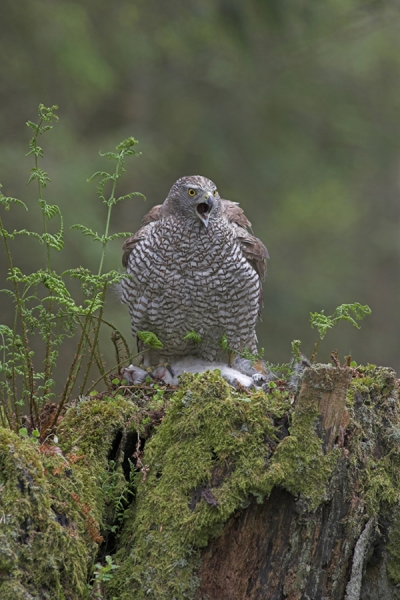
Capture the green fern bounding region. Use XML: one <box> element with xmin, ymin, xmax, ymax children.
<box><xmin>137</xmin><ymin>331</ymin><xmax>163</xmax><ymax>349</ymax></box>
<box><xmin>310</xmin><ymin>302</ymin><xmax>371</xmax><ymax>361</ymax></box>
<box><xmin>0</xmin><ymin>104</ymin><xmax>144</xmax><ymax>433</ymax></box>
<box><xmin>239</xmin><ymin>347</ymin><xmax>265</xmax><ymax>365</ymax></box>
<box><xmin>219</xmin><ymin>334</ymin><xmax>229</xmax><ymax>352</ymax></box>
<box><xmin>184</xmin><ymin>330</ymin><xmax>202</xmax><ymax>344</ymax></box>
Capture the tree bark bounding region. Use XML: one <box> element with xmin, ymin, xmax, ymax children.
<box><xmin>195</xmin><ymin>365</ymin><xmax>400</xmax><ymax>600</ymax></box>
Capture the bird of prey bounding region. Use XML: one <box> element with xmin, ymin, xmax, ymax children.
<box><xmin>121</xmin><ymin>175</ymin><xmax>269</xmax><ymax>366</ymax></box>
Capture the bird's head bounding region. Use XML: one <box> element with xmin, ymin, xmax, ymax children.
<box><xmin>165</xmin><ymin>175</ymin><xmax>221</xmax><ymax>227</ymax></box>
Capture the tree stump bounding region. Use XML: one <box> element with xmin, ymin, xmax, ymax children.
<box><xmin>1</xmin><ymin>364</ymin><xmax>400</xmax><ymax>600</ymax></box>
<box><xmin>195</xmin><ymin>365</ymin><xmax>400</xmax><ymax>600</ymax></box>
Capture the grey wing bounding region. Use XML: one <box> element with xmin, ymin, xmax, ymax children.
<box><xmin>222</xmin><ymin>199</ymin><xmax>269</xmax><ymax>280</ymax></box>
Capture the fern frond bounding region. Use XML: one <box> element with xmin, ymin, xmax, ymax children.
<box><xmin>137</xmin><ymin>331</ymin><xmax>163</xmax><ymax>349</ymax></box>
<box><xmin>184</xmin><ymin>331</ymin><xmax>202</xmax><ymax>344</ymax></box>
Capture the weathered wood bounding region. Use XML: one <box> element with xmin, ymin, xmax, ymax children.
<box><xmin>296</xmin><ymin>365</ymin><xmax>352</xmax><ymax>452</ymax></box>
<box><xmin>195</xmin><ymin>365</ymin><xmax>400</xmax><ymax>600</ymax></box>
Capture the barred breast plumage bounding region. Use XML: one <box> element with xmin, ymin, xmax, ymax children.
<box><xmin>121</xmin><ymin>175</ymin><xmax>269</xmax><ymax>364</ymax></box>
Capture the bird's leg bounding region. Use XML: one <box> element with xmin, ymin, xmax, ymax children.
<box><xmin>165</xmin><ymin>363</ymin><xmax>175</xmax><ymax>378</ymax></box>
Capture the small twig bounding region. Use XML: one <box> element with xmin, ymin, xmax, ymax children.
<box><xmin>132</xmin><ymin>433</ymin><xmax>149</xmax><ymax>481</ymax></box>
<box><xmin>310</xmin><ymin>339</ymin><xmax>320</xmax><ymax>363</ymax></box>
<box><xmin>331</xmin><ymin>350</ymin><xmax>340</xmax><ymax>367</ymax></box>
<box><xmin>112</xmin><ymin>331</ymin><xmax>122</xmax><ymax>369</ymax></box>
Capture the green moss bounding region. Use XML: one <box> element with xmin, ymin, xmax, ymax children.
<box><xmin>345</xmin><ymin>366</ymin><xmax>400</xmax><ymax>582</ymax></box>
<box><xmin>3</xmin><ymin>365</ymin><xmax>400</xmax><ymax>597</ymax></box>
<box><xmin>0</xmin><ymin>395</ymin><xmax>137</xmax><ymax>599</ymax></box>
<box><xmin>0</xmin><ymin>427</ymin><xmax>85</xmax><ymax>599</ymax></box>
<box><xmin>108</xmin><ymin>370</ymin><xmax>339</xmax><ymax>600</ymax></box>
<box><xmin>272</xmin><ymin>405</ymin><xmax>339</xmax><ymax>507</ymax></box>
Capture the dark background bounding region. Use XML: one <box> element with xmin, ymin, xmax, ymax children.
<box><xmin>1</xmin><ymin>0</ymin><xmax>399</xmax><ymax>378</ymax></box>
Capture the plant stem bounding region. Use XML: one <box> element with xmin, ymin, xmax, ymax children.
<box><xmin>310</xmin><ymin>339</ymin><xmax>320</xmax><ymax>363</ymax></box>
<box><xmin>86</xmin><ymin>351</ymin><xmax>145</xmax><ymax>395</ymax></box>
<box><xmin>57</xmin><ymin>311</ymin><xmax>92</xmax><ymax>408</ymax></box>
<box><xmin>34</xmin><ymin>120</ymin><xmax>51</xmax><ymax>271</ymax></box>
<box><xmin>98</xmin><ymin>162</ymin><xmax>120</xmax><ymax>277</ymax></box>
<box><xmin>35</xmin><ymin>119</ymin><xmax>55</xmax><ymax>400</ymax></box>
<box><xmin>80</xmin><ymin>286</ymin><xmax>107</xmax><ymax>395</ymax></box>
<box><xmin>0</xmin><ymin>216</ymin><xmax>37</xmax><ymax>428</ymax></box>
<box><xmin>0</xmin><ymin>393</ymin><xmax>12</xmax><ymax>429</ymax></box>
<box><xmin>80</xmin><ymin>321</ymin><xmax>108</xmax><ymax>390</ymax></box>
<box><xmin>76</xmin><ymin>313</ymin><xmax>131</xmax><ymax>364</ymax></box>
<box><xmin>52</xmin><ymin>286</ymin><xmax>102</xmax><ymax>429</ymax></box>
<box><xmin>81</xmin><ymin>157</ymin><xmax>122</xmax><ymax>394</ymax></box>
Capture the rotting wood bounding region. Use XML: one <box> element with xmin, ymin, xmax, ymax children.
<box><xmin>195</xmin><ymin>365</ymin><xmax>400</xmax><ymax>600</ymax></box>
<box><xmin>296</xmin><ymin>364</ymin><xmax>353</xmax><ymax>452</ymax></box>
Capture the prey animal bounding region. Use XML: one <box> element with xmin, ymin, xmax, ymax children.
<box><xmin>121</xmin><ymin>175</ymin><xmax>268</xmax><ymax>369</ymax></box>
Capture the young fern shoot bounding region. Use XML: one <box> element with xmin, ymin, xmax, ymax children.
<box><xmin>26</xmin><ymin>104</ymin><xmax>63</xmax><ymax>268</ymax></box>
<box><xmin>310</xmin><ymin>302</ymin><xmax>371</xmax><ymax>362</ymax></box>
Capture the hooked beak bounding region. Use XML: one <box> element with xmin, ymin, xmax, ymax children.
<box><xmin>196</xmin><ymin>192</ymin><xmax>214</xmax><ymax>227</ymax></box>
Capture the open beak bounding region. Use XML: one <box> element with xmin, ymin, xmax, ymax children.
<box><xmin>196</xmin><ymin>192</ymin><xmax>214</xmax><ymax>227</ymax></box>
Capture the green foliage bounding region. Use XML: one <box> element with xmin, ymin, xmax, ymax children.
<box><xmin>0</xmin><ymin>187</ymin><xmax>28</xmax><ymax>212</ymax></box>
<box><xmin>240</xmin><ymin>346</ymin><xmax>265</xmax><ymax>365</ymax></box>
<box><xmin>183</xmin><ymin>330</ymin><xmax>202</xmax><ymax>344</ymax></box>
<box><xmin>75</xmin><ymin>136</ymin><xmax>144</xmax><ymax>277</ymax></box>
<box><xmin>291</xmin><ymin>339</ymin><xmax>301</xmax><ymax>361</ymax></box>
<box><xmin>93</xmin><ymin>555</ymin><xmax>120</xmax><ymax>584</ymax></box>
<box><xmin>151</xmin><ymin>383</ymin><xmax>165</xmax><ymax>407</ymax></box>
<box><xmin>137</xmin><ymin>331</ymin><xmax>163</xmax><ymax>350</ymax></box>
<box><xmin>219</xmin><ymin>334</ymin><xmax>264</xmax><ymax>366</ymax></box>
<box><xmin>219</xmin><ymin>333</ymin><xmax>229</xmax><ymax>352</ymax></box>
<box><xmin>0</xmin><ymin>105</ymin><xmax>143</xmax><ymax>432</ymax></box>
<box><xmin>310</xmin><ymin>303</ymin><xmax>371</xmax><ymax>341</ymax></box>
<box><xmin>310</xmin><ymin>303</ymin><xmax>371</xmax><ymax>362</ymax></box>
<box><xmin>101</xmin><ymin>458</ymin><xmax>136</xmax><ymax>531</ymax></box>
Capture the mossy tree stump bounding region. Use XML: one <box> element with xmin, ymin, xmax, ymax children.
<box><xmin>1</xmin><ymin>364</ymin><xmax>400</xmax><ymax>600</ymax></box>
<box><xmin>194</xmin><ymin>365</ymin><xmax>400</xmax><ymax>600</ymax></box>
<box><xmin>196</xmin><ymin>366</ymin><xmax>355</xmax><ymax>600</ymax></box>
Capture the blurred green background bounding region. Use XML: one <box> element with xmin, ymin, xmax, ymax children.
<box><xmin>1</xmin><ymin>0</ymin><xmax>400</xmax><ymax>378</ymax></box>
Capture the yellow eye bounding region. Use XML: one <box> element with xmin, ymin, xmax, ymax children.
<box><xmin>213</xmin><ymin>189</ymin><xmax>218</xmax><ymax>196</ymax></box>
<box><xmin>188</xmin><ymin>189</ymin><xmax>196</xmax><ymax>197</ymax></box>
